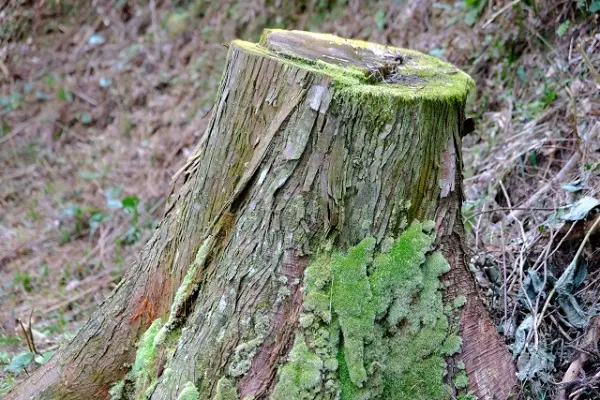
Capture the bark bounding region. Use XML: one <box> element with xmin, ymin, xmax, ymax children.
<box><xmin>6</xmin><ymin>30</ymin><xmax>516</xmax><ymax>400</ymax></box>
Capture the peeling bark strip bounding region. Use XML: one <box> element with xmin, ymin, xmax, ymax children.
<box><xmin>238</xmin><ymin>251</ymin><xmax>309</xmax><ymax>398</ymax></box>
<box><xmin>7</xmin><ymin>30</ymin><xmax>516</xmax><ymax>400</ymax></box>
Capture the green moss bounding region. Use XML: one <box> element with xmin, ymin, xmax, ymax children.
<box><xmin>271</xmin><ymin>333</ymin><xmax>324</xmax><ymax>400</ymax></box>
<box><xmin>228</xmin><ymin>313</ymin><xmax>271</xmax><ymax>377</ymax></box>
<box><xmin>176</xmin><ymin>381</ymin><xmax>200</xmax><ymax>400</ymax></box>
<box><xmin>370</xmin><ymin>220</ymin><xmax>435</xmax><ymax>324</ymax></box>
<box><xmin>303</xmin><ymin>255</ymin><xmax>334</xmax><ymax>324</ymax></box>
<box><xmin>453</xmin><ymin>295</ymin><xmax>467</xmax><ymax>309</ymax></box>
<box><xmin>165</xmin><ymin>12</ymin><xmax>190</xmax><ymax>38</ymax></box>
<box><xmin>331</xmin><ymin>237</ymin><xmax>376</xmax><ymax>387</ymax></box>
<box><xmin>132</xmin><ymin>318</ymin><xmax>164</xmax><ymax>395</ymax></box>
<box><xmin>453</xmin><ymin>371</ymin><xmax>469</xmax><ymax>389</ymax></box>
<box><xmin>273</xmin><ymin>220</ymin><xmax>465</xmax><ymax>400</ymax></box>
<box><xmin>108</xmin><ymin>379</ymin><xmax>126</xmax><ymax>400</ymax></box>
<box><xmin>214</xmin><ymin>377</ymin><xmax>239</xmax><ymax>400</ymax></box>
<box><xmin>168</xmin><ymin>236</ymin><xmax>215</xmax><ymax>327</ymax></box>
<box><xmin>232</xmin><ymin>31</ymin><xmax>474</xmax><ymax>104</ymax></box>
<box><xmin>128</xmin><ymin>238</ymin><xmax>216</xmax><ymax>398</ymax></box>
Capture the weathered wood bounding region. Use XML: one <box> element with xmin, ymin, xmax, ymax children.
<box><xmin>6</xmin><ymin>30</ymin><xmax>516</xmax><ymax>400</ymax></box>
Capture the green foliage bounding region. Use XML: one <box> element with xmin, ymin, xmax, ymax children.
<box><xmin>3</xmin><ymin>352</ymin><xmax>34</xmax><ymax>374</ymax></box>
<box><xmin>2</xmin><ymin>349</ymin><xmax>55</xmax><ymax>376</ymax></box>
<box><xmin>59</xmin><ymin>188</ymin><xmax>142</xmax><ymax>245</ymax></box>
<box><xmin>13</xmin><ymin>270</ymin><xmax>32</xmax><ymax>292</ymax></box>
<box><xmin>0</xmin><ymin>374</ymin><xmax>15</xmax><ymax>397</ymax></box>
<box><xmin>57</xmin><ymin>87</ymin><xmax>74</xmax><ymax>102</ymax></box>
<box><xmin>464</xmin><ymin>0</ymin><xmax>488</xmax><ymax>26</ymax></box>
<box><xmin>0</xmin><ymin>92</ymin><xmax>23</xmax><ymax>111</ymax></box>
<box><xmin>0</xmin><ymin>119</ymin><xmax>11</xmax><ymax>137</ymax></box>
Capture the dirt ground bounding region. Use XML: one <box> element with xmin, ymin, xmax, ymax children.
<box><xmin>1</xmin><ymin>0</ymin><xmax>599</xmax><ymax>398</ymax></box>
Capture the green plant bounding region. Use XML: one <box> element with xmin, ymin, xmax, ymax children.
<box><xmin>556</xmin><ymin>20</ymin><xmax>570</xmax><ymax>37</ymax></box>
<box><xmin>0</xmin><ymin>335</ymin><xmax>22</xmax><ymax>347</ymax></box>
<box><xmin>3</xmin><ymin>349</ymin><xmax>56</xmax><ymax>376</ymax></box>
<box><xmin>464</xmin><ymin>0</ymin><xmax>488</xmax><ymax>26</ymax></box>
<box><xmin>0</xmin><ymin>92</ymin><xmax>23</xmax><ymax>111</ymax></box>
<box><xmin>13</xmin><ymin>271</ymin><xmax>32</xmax><ymax>292</ymax></box>
<box><xmin>57</xmin><ymin>87</ymin><xmax>74</xmax><ymax>102</ymax></box>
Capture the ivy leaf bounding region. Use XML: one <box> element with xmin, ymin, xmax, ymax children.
<box><xmin>555</xmin><ymin>261</ymin><xmax>582</xmax><ymax>296</ymax></box>
<box><xmin>517</xmin><ymin>347</ymin><xmax>555</xmax><ymax>381</ymax></box>
<box><xmin>561</xmin><ymin>180</ymin><xmax>583</xmax><ymax>193</ymax></box>
<box><xmin>557</xmin><ymin>294</ymin><xmax>588</xmax><ymax>328</ymax></box>
<box><xmin>34</xmin><ymin>350</ymin><xmax>56</xmax><ymax>365</ymax></box>
<box><xmin>104</xmin><ymin>187</ymin><xmax>123</xmax><ymax>209</ymax></box>
<box><xmin>561</xmin><ymin>196</ymin><xmax>600</xmax><ymax>221</ymax></box>
<box><xmin>3</xmin><ymin>352</ymin><xmax>34</xmax><ymax>374</ymax></box>
<box><xmin>511</xmin><ymin>314</ymin><xmax>533</xmax><ymax>356</ymax></box>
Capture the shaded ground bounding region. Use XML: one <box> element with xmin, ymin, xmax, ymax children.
<box><xmin>1</xmin><ymin>0</ymin><xmax>599</xmax><ymax>398</ymax></box>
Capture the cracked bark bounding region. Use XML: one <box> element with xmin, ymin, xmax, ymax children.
<box><xmin>6</xmin><ymin>30</ymin><xmax>516</xmax><ymax>400</ymax></box>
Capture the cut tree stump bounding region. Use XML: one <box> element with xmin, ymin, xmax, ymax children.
<box><xmin>6</xmin><ymin>30</ymin><xmax>516</xmax><ymax>400</ymax></box>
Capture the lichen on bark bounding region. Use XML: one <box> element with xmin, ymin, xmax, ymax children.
<box><xmin>176</xmin><ymin>381</ymin><xmax>200</xmax><ymax>400</ymax></box>
<box><xmin>272</xmin><ymin>220</ymin><xmax>464</xmax><ymax>399</ymax></box>
<box><xmin>109</xmin><ymin>237</ymin><xmax>216</xmax><ymax>400</ymax></box>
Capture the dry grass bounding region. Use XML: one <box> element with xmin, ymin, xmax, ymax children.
<box><xmin>0</xmin><ymin>0</ymin><xmax>599</xmax><ymax>398</ymax></box>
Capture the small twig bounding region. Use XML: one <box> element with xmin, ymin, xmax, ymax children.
<box><xmin>536</xmin><ymin>215</ymin><xmax>600</xmax><ymax>341</ymax></box>
<box><xmin>149</xmin><ymin>0</ymin><xmax>161</xmax><ymax>61</ymax></box>
<box><xmin>0</xmin><ymin>122</ymin><xmax>31</xmax><ymax>146</ymax></box>
<box><xmin>72</xmin><ymin>90</ymin><xmax>98</xmax><ymax>106</ymax></box>
<box><xmin>500</xmin><ymin>219</ymin><xmax>508</xmax><ymax>320</ymax></box>
<box><xmin>559</xmin><ymin>316</ymin><xmax>600</xmax><ymax>399</ymax></box>
<box><xmin>17</xmin><ymin>309</ymin><xmax>40</xmax><ymax>356</ymax></box>
<box><xmin>579</xmin><ymin>42</ymin><xmax>600</xmax><ymax>85</ymax></box>
<box><xmin>482</xmin><ymin>0</ymin><xmax>522</xmax><ymax>29</ymax></box>
<box><xmin>505</xmin><ymin>150</ymin><xmax>582</xmax><ymax>224</ymax></box>
<box><xmin>53</xmin><ymin>121</ymin><xmax>88</xmax><ymax>142</ymax></box>
<box><xmin>468</xmin><ymin>206</ymin><xmax>560</xmax><ymax>220</ymax></box>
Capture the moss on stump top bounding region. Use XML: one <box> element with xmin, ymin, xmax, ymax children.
<box><xmin>233</xmin><ymin>29</ymin><xmax>474</xmax><ymax>102</ymax></box>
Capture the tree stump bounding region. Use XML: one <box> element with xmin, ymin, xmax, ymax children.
<box><xmin>7</xmin><ymin>30</ymin><xmax>516</xmax><ymax>400</ymax></box>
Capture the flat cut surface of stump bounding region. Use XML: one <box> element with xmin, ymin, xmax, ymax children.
<box><xmin>254</xmin><ymin>29</ymin><xmax>473</xmax><ymax>98</ymax></box>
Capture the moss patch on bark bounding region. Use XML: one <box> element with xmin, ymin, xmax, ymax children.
<box><xmin>233</xmin><ymin>30</ymin><xmax>474</xmax><ymax>104</ymax></box>
<box><xmin>271</xmin><ymin>220</ymin><xmax>463</xmax><ymax>400</ymax></box>
<box><xmin>176</xmin><ymin>381</ymin><xmax>200</xmax><ymax>400</ymax></box>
